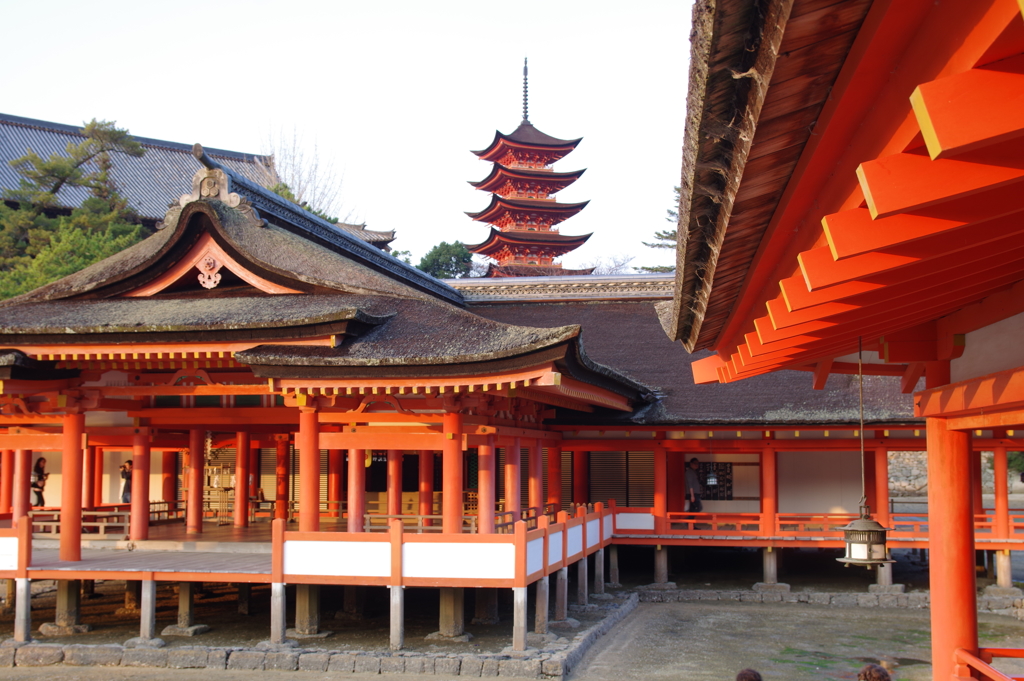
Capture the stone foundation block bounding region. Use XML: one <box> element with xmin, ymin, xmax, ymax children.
<box><xmin>808</xmin><ymin>593</ymin><xmax>831</xmax><ymax>605</ymax></box>
<box><xmin>831</xmin><ymin>594</ymin><xmax>858</xmax><ymax>607</ymax></box>
<box><xmin>857</xmin><ymin>594</ymin><xmax>879</xmax><ymax>608</ymax></box>
<box><xmin>15</xmin><ymin>644</ymin><xmax>64</xmax><ymax>666</ymax></box>
<box><xmin>783</xmin><ymin>593</ymin><xmax>800</xmax><ymax>603</ymax></box>
<box><xmin>739</xmin><ymin>592</ymin><xmax>762</xmax><ymax>602</ymax></box>
<box><xmin>207</xmin><ymin>649</ymin><xmax>228</xmax><ymax>669</ymax></box>
<box><xmin>761</xmin><ymin>593</ymin><xmax>783</xmax><ymax>602</ymax></box>
<box><xmin>39</xmin><ymin>623</ymin><xmax>93</xmax><ymax>636</ymax></box>
<box><xmin>896</xmin><ymin>595</ymin><xmax>910</xmax><ymax>607</ymax></box>
<box><xmin>878</xmin><ymin>594</ymin><xmax>899</xmax><ymax>608</ymax></box>
<box><xmin>161</xmin><ymin>624</ymin><xmax>210</xmax><ymax>637</ymax></box>
<box><xmin>380</xmin><ymin>656</ymin><xmax>404</xmax><ymax>674</ymax></box>
<box><xmin>678</xmin><ymin>590</ymin><xmax>701</xmax><ymax>601</ymax></box>
<box><xmin>720</xmin><ymin>591</ymin><xmax>742</xmax><ymax>601</ymax></box>
<box><xmin>481</xmin><ymin>658</ymin><xmax>501</xmax><ymax>676</ymax></box>
<box><xmin>499</xmin><ymin>658</ymin><xmax>542</xmax><ymax>678</ymax></box>
<box><xmin>167</xmin><ymin>647</ymin><xmax>209</xmax><ymax>669</ymax></box>
<box><xmin>697</xmin><ymin>591</ymin><xmax>720</xmax><ymax>600</ymax></box>
<box><xmin>435</xmin><ymin>656</ymin><xmax>461</xmax><ymax>675</ymax></box>
<box><xmin>121</xmin><ymin>648</ymin><xmax>168</xmax><ymax>667</ymax></box>
<box><xmin>404</xmin><ymin>656</ymin><xmax>433</xmax><ymax>674</ymax></box>
<box><xmin>298</xmin><ymin>652</ymin><xmax>330</xmax><ymax>672</ymax></box>
<box><xmin>753</xmin><ymin>582</ymin><xmax>790</xmax><ymax>593</ymax></box>
<box><xmin>354</xmin><ymin>654</ymin><xmax>380</xmax><ymax>674</ymax></box>
<box><xmin>542</xmin><ymin>657</ymin><xmax>565</xmax><ymax>677</ymax></box>
<box><xmin>987</xmin><ymin>597</ymin><xmax>1015</xmax><ymax>611</ymax></box>
<box><xmin>265</xmin><ymin>651</ymin><xmax>299</xmax><ymax>671</ymax></box>
<box><xmin>461</xmin><ymin>654</ymin><xmax>484</xmax><ymax>676</ymax></box>
<box><xmin>908</xmin><ymin>593</ymin><xmax>930</xmax><ymax>608</ymax></box>
<box><xmin>328</xmin><ymin>653</ymin><xmax>356</xmax><ymax>672</ymax></box>
<box><xmin>227</xmin><ymin>651</ymin><xmax>265</xmax><ymax>670</ymax></box>
<box><xmin>869</xmin><ymin>584</ymin><xmax>906</xmax><ymax>594</ymax></box>
<box><xmin>0</xmin><ymin>646</ymin><xmax>14</xmax><ymax>668</ymax></box>
<box><xmin>985</xmin><ymin>586</ymin><xmax>1023</xmax><ymax>598</ymax></box>
<box><xmin>63</xmin><ymin>644</ymin><xmax>123</xmax><ymax>666</ymax></box>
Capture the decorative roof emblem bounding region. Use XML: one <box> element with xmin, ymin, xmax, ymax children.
<box><xmin>156</xmin><ymin>144</ymin><xmax>264</xmax><ymax>231</ymax></box>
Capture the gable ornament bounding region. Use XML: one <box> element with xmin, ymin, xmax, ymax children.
<box><xmin>197</xmin><ymin>254</ymin><xmax>223</xmax><ymax>289</ymax></box>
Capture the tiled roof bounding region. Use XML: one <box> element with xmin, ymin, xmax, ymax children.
<box><xmin>0</xmin><ymin>113</ymin><xmax>273</xmax><ymax>222</ymax></box>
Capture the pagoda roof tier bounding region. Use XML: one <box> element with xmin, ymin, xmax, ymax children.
<box><xmin>472</xmin><ymin>121</ymin><xmax>582</xmax><ymax>163</ymax></box>
<box><xmin>467</xmin><ymin>227</ymin><xmax>592</xmax><ymax>259</ymax></box>
<box><xmin>479</xmin><ymin>263</ymin><xmax>597</xmax><ymax>278</ymax></box>
<box><xmin>468</xmin><ymin>165</ymin><xmax>586</xmax><ymax>194</ymax></box>
<box><xmin>466</xmin><ymin>195</ymin><xmax>589</xmax><ymax>224</ymax></box>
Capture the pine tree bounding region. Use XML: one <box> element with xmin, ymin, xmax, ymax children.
<box><xmin>634</xmin><ymin>186</ymin><xmax>680</xmax><ymax>274</ymax></box>
<box><xmin>416</xmin><ymin>241</ymin><xmax>473</xmax><ymax>279</ymax></box>
<box><xmin>0</xmin><ymin>119</ymin><xmax>146</xmax><ymax>297</ymax></box>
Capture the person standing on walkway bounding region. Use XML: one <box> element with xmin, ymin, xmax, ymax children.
<box><xmin>30</xmin><ymin>457</ymin><xmax>48</xmax><ymax>507</ymax></box>
<box><xmin>685</xmin><ymin>457</ymin><xmax>703</xmax><ymax>512</ymax></box>
<box><xmin>120</xmin><ymin>459</ymin><xmax>133</xmax><ymax>503</ymax></box>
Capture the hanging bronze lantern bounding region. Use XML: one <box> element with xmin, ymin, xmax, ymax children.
<box><xmin>837</xmin><ymin>504</ymin><xmax>894</xmax><ymax>568</ymax></box>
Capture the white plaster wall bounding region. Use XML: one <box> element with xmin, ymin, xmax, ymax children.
<box><xmin>952</xmin><ymin>310</ymin><xmax>1024</xmax><ymax>383</ymax></box>
<box><xmin>777</xmin><ymin>451</ymin><xmax>863</xmax><ymax>514</ymax></box>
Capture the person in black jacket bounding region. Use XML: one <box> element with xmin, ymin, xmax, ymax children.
<box><xmin>31</xmin><ymin>457</ymin><xmax>48</xmax><ymax>507</ymax></box>
<box><xmin>120</xmin><ymin>460</ymin><xmax>133</xmax><ymax>503</ymax></box>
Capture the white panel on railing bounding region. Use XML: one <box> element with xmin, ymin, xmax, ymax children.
<box><xmin>567</xmin><ymin>525</ymin><xmax>583</xmax><ymax>556</ymax></box>
<box><xmin>284</xmin><ymin>541</ymin><xmax>390</xmax><ymax>577</ymax></box>
<box><xmin>604</xmin><ymin>518</ymin><xmax>613</xmax><ymax>540</ymax></box>
<box><xmin>403</xmin><ymin>543</ymin><xmax>515</xmax><ymax>580</ymax></box>
<box><xmin>615</xmin><ymin>513</ymin><xmax>655</xmax><ymax>531</ymax></box>
<box><xmin>548</xmin><ymin>532</ymin><xmax>563</xmax><ymax>567</ymax></box>
<box><xmin>527</xmin><ymin>538</ymin><xmax>544</xmax><ymax>576</ymax></box>
<box><xmin>0</xmin><ymin>537</ymin><xmax>16</xmax><ymax>571</ymax></box>
<box><xmin>587</xmin><ymin>519</ymin><xmax>600</xmax><ymax>548</ymax></box>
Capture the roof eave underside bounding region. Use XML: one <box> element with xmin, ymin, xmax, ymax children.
<box><xmin>666</xmin><ymin>0</ymin><xmax>873</xmax><ymax>352</ymax></box>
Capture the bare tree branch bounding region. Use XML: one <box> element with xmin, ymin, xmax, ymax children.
<box><xmin>256</xmin><ymin>127</ymin><xmax>351</xmax><ymax>222</ymax></box>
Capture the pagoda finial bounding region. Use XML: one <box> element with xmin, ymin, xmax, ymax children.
<box><xmin>522</xmin><ymin>57</ymin><xmax>530</xmax><ymax>123</ymax></box>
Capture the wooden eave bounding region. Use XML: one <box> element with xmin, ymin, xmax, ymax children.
<box><xmin>468</xmin><ymin>165</ymin><xmax>586</xmax><ymax>194</ymax></box>
<box><xmin>472</xmin><ymin>127</ymin><xmax>582</xmax><ymax>162</ymax></box>
<box><xmin>664</xmin><ymin>0</ymin><xmax>874</xmax><ymax>352</ymax></box>
<box><xmin>466</xmin><ymin>195</ymin><xmax>589</xmax><ymax>223</ymax></box>
<box><xmin>466</xmin><ymin>228</ymin><xmax>593</xmax><ymax>258</ymax></box>
<box><xmin>686</xmin><ymin>0</ymin><xmax>1024</xmax><ymax>384</ymax></box>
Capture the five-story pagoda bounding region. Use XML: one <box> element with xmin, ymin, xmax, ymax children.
<box><xmin>466</xmin><ymin>60</ymin><xmax>594</xmax><ymax>277</ymax></box>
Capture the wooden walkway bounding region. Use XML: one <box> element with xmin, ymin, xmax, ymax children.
<box><xmin>29</xmin><ymin>548</ymin><xmax>271</xmax><ymax>579</ymax></box>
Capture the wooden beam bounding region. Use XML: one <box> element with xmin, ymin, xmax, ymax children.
<box><xmin>901</xmin><ymin>362</ymin><xmax>927</xmax><ymax>394</ymax></box>
<box><xmin>811</xmin><ymin>358</ymin><xmax>833</xmax><ymax>390</ymax></box>
<box><xmin>915</xmin><ymin>365</ymin><xmax>1024</xmax><ymax>418</ymax></box>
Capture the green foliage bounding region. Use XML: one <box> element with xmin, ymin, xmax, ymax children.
<box><xmin>416</xmin><ymin>241</ymin><xmax>473</xmax><ymax>279</ymax></box>
<box><xmin>1007</xmin><ymin>452</ymin><xmax>1024</xmax><ymax>475</ymax></box>
<box><xmin>391</xmin><ymin>249</ymin><xmax>412</xmax><ymax>265</ymax></box>
<box><xmin>634</xmin><ymin>186</ymin><xmax>679</xmax><ymax>274</ymax></box>
<box><xmin>269</xmin><ymin>181</ymin><xmax>339</xmax><ymax>223</ymax></box>
<box><xmin>0</xmin><ymin>119</ymin><xmax>146</xmax><ymax>297</ymax></box>
<box><xmin>0</xmin><ymin>212</ymin><xmax>141</xmax><ymax>299</ymax></box>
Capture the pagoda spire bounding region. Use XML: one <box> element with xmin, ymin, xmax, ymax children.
<box><xmin>523</xmin><ymin>57</ymin><xmax>530</xmax><ymax>123</ymax></box>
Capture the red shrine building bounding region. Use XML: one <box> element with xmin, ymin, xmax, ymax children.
<box><xmin>466</xmin><ymin>61</ymin><xmax>594</xmax><ymax>278</ymax></box>
<box><xmin>659</xmin><ymin>0</ymin><xmax>1024</xmax><ymax>679</ymax></box>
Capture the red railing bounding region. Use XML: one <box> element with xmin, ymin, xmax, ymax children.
<box><xmin>953</xmin><ymin>647</ymin><xmax>1024</xmax><ymax>680</ymax></box>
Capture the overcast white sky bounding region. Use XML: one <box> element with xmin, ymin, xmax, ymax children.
<box><xmin>2</xmin><ymin>0</ymin><xmax>690</xmax><ymax>272</ymax></box>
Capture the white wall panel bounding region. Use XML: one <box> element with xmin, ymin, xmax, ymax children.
<box><xmin>0</xmin><ymin>537</ymin><xmax>17</xmax><ymax>570</ymax></box>
<box><xmin>403</xmin><ymin>542</ymin><xmax>515</xmax><ymax>580</ymax></box>
<box><xmin>615</xmin><ymin>512</ymin><xmax>655</xmax><ymax>530</ymax></box>
<box><xmin>284</xmin><ymin>541</ymin><xmax>390</xmax><ymax>577</ymax></box>
<box><xmin>778</xmin><ymin>451</ymin><xmax>862</xmax><ymax>513</ymax></box>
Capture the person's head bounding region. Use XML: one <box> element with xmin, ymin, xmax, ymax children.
<box><xmin>689</xmin><ymin>457</ymin><xmax>700</xmax><ymax>469</ymax></box>
<box><xmin>123</xmin><ymin>460</ymin><xmax>133</xmax><ymax>470</ymax></box>
<box><xmin>34</xmin><ymin>457</ymin><xmax>46</xmax><ymax>470</ymax></box>
<box><xmin>858</xmin><ymin>664</ymin><xmax>891</xmax><ymax>681</ymax></box>
<box><xmin>736</xmin><ymin>670</ymin><xmax>762</xmax><ymax>681</ymax></box>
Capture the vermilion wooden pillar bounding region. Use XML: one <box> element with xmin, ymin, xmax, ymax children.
<box><xmin>328</xmin><ymin>449</ymin><xmax>344</xmax><ymax>518</ymax></box>
<box><xmin>0</xmin><ymin>449</ymin><xmax>12</xmax><ymax>514</ymax></box>
<box><xmin>760</xmin><ymin>448</ymin><xmax>777</xmax><ymax>534</ymax></box>
<box><xmin>442</xmin><ymin>413</ymin><xmax>464</xmax><ymax>534</ymax></box>
<box><xmin>546</xmin><ymin>443</ymin><xmax>562</xmax><ymax>512</ymax></box>
<box><xmin>971</xmin><ymin>447</ymin><xmax>984</xmax><ymax>516</ymax></box>
<box><xmin>12</xmin><ymin>449</ymin><xmax>30</xmax><ymax>527</ymax></box>
<box><xmin>387</xmin><ymin>450</ymin><xmax>403</xmax><ymax>517</ymax></box>
<box><xmin>83</xmin><ymin>445</ymin><xmax>96</xmax><ymax>510</ymax></box>
<box><xmin>874</xmin><ymin>447</ymin><xmax>890</xmax><ymax>527</ymax></box>
<box><xmin>667</xmin><ymin>453</ymin><xmax>683</xmax><ymax>512</ymax></box>
<box><xmin>348</xmin><ymin>449</ymin><xmax>366</xmax><ymax>532</ymax></box>
<box><xmin>528</xmin><ymin>439</ymin><xmax>543</xmax><ymax>514</ymax></box>
<box><xmin>234</xmin><ymin>431</ymin><xmax>250</xmax><ymax>529</ymax></box>
<box><xmin>274</xmin><ymin>436</ymin><xmax>289</xmax><ymax>521</ymax></box>
<box><xmin>92</xmin><ymin>448</ymin><xmax>104</xmax><ymax>507</ymax></box>
<box><xmin>298</xmin><ymin>411</ymin><xmax>320</xmax><ymax>532</ymax></box>
<box><xmin>653</xmin><ymin>446</ymin><xmax>667</xmax><ymax>533</ymax></box>
<box><xmin>572</xmin><ymin>451</ymin><xmax>589</xmax><ymax>506</ymax></box>
<box><xmin>130</xmin><ymin>431</ymin><xmax>150</xmax><ymax>541</ymax></box>
<box><xmin>186</xmin><ymin>429</ymin><xmax>204</xmax><ymax>535</ymax></box>
<box><xmin>926</xmin><ymin>418</ymin><xmax>976</xmax><ymax>681</ymax></box>
<box><xmin>248</xmin><ymin>443</ymin><xmax>259</xmax><ymax>499</ymax></box>
<box><xmin>478</xmin><ymin>436</ymin><xmax>496</xmax><ymax>534</ymax></box>
<box><xmin>418</xmin><ymin>450</ymin><xmax>434</xmax><ymax>525</ymax></box>
<box><xmin>61</xmin><ymin>412</ymin><xmax>85</xmax><ymax>561</ymax></box>
<box><xmin>505</xmin><ymin>438</ymin><xmax>522</xmax><ymax>518</ymax></box>
<box><xmin>994</xmin><ymin>443</ymin><xmax>1010</xmax><ymax>538</ymax></box>
<box><xmin>161</xmin><ymin>449</ymin><xmax>177</xmax><ymax>504</ymax></box>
